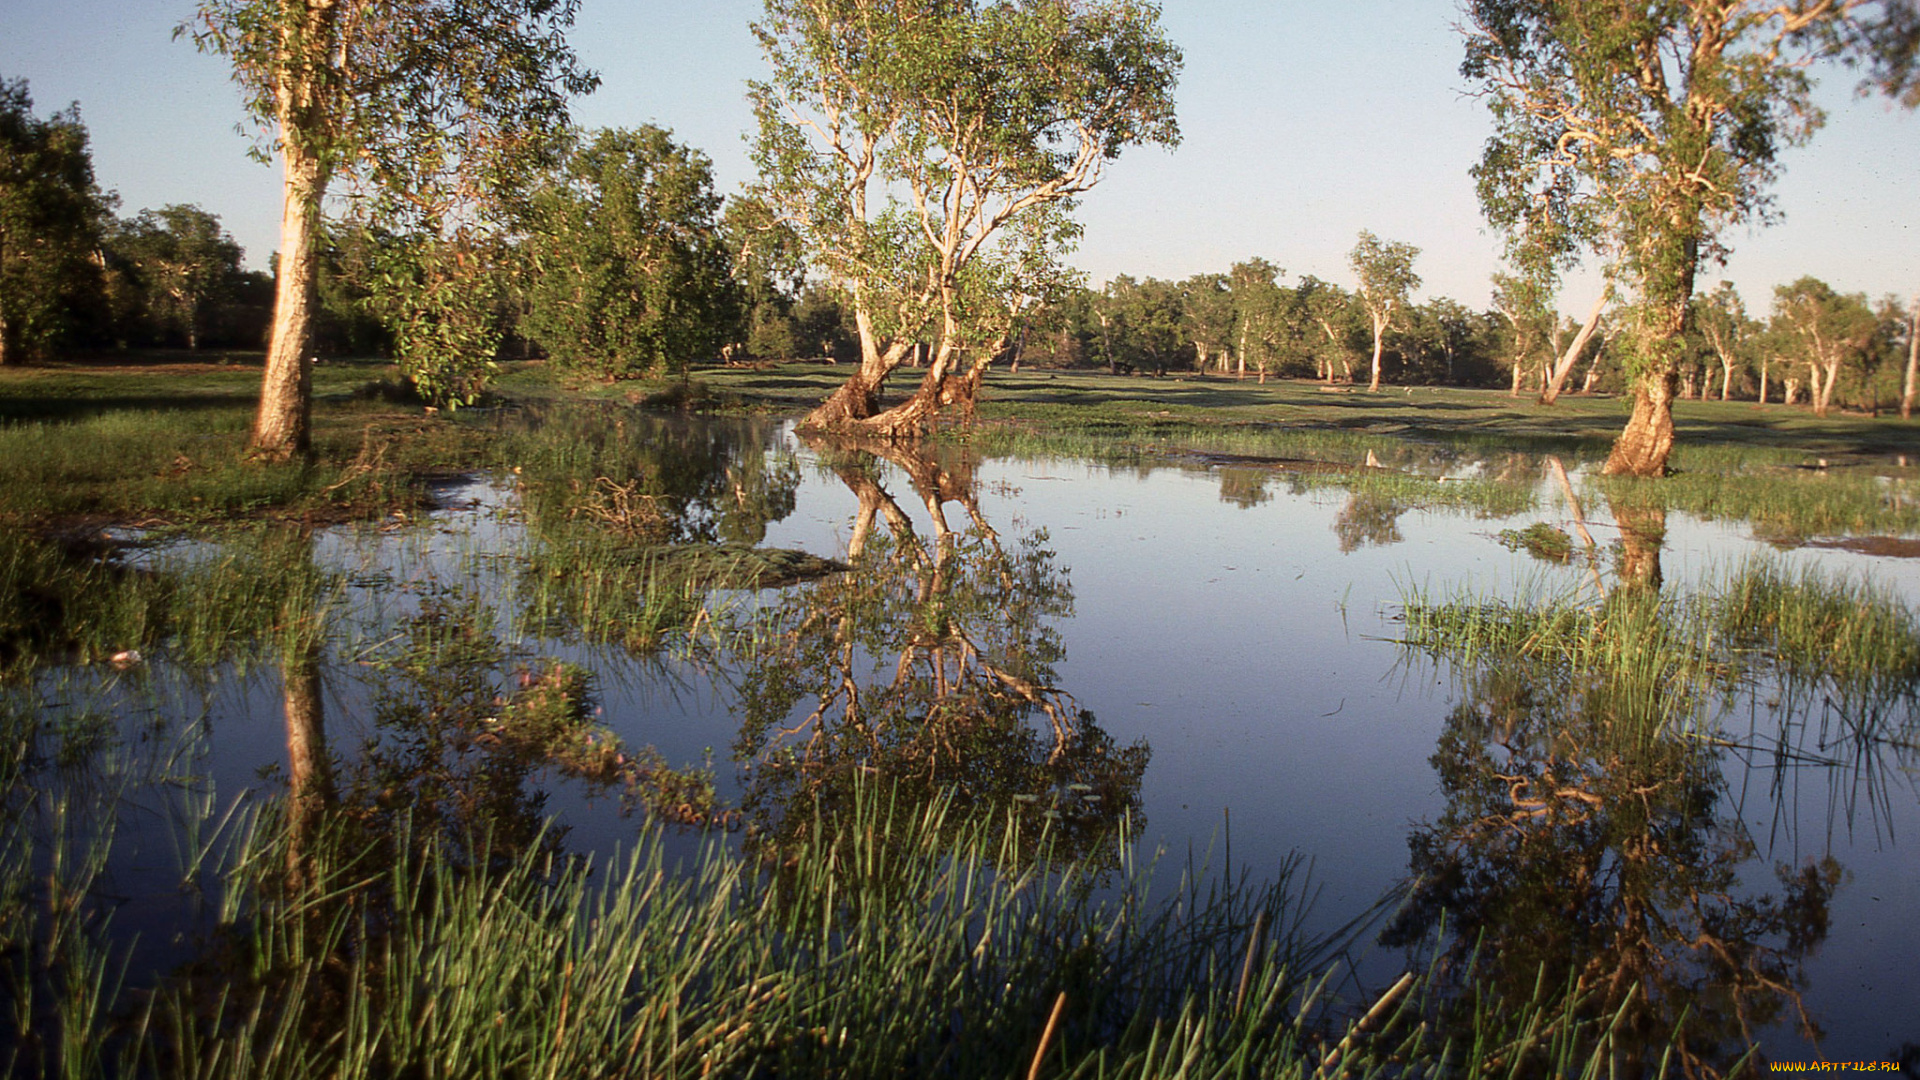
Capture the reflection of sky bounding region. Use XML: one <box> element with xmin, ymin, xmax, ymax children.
<box><xmin>766</xmin><ymin>440</ymin><xmax>1920</xmax><ymax>1061</ymax></box>
<box><xmin>52</xmin><ymin>437</ymin><xmax>1920</xmax><ymax>1062</ymax></box>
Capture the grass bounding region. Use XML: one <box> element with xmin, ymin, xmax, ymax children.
<box><xmin>0</xmin><ymin>766</ymin><xmax>1684</xmax><ymax>1079</ymax></box>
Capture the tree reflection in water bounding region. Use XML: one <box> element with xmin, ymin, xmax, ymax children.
<box><xmin>1390</xmin><ymin>501</ymin><xmax>1845</xmax><ymax>1077</ymax></box>
<box><xmin>732</xmin><ymin>435</ymin><xmax>1148</xmax><ymax>868</ymax></box>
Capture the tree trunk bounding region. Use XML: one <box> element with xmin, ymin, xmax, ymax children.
<box><xmin>1540</xmin><ymin>289</ymin><xmax>1608</xmax><ymax>405</ymax></box>
<box><xmin>1812</xmin><ymin>360</ymin><xmax>1838</xmax><ymax>417</ymax></box>
<box><xmin>251</xmin><ymin>142</ymin><xmax>326</xmax><ymax>461</ymax></box>
<box><xmin>1367</xmin><ymin>311</ymin><xmax>1386</xmax><ymax>392</ymax></box>
<box><xmin>1758</xmin><ymin>357</ymin><xmax>1770</xmax><ymax>404</ymax></box>
<box><xmin>1603</xmin><ymin>367</ymin><xmax>1679</xmax><ymax>477</ymax></box>
<box><xmin>1902</xmin><ymin>299</ymin><xmax>1917</xmax><ymax>420</ymax></box>
<box><xmin>1609</xmin><ymin>498</ymin><xmax>1666</xmax><ymax>592</ymax></box>
<box><xmin>1510</xmin><ymin>360</ymin><xmax>1524</xmax><ymax>396</ymax></box>
<box><xmin>0</xmin><ymin>311</ymin><xmax>11</xmax><ymax>367</ymax></box>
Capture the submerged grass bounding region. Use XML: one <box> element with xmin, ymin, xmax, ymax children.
<box><xmin>0</xmin><ymin>769</ymin><xmax>1684</xmax><ymax>1079</ymax></box>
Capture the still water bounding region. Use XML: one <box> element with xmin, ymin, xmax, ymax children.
<box><xmin>46</xmin><ymin>413</ymin><xmax>1920</xmax><ymax>1065</ymax></box>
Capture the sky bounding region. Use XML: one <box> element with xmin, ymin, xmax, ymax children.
<box><xmin>4</xmin><ymin>0</ymin><xmax>1915</xmax><ymax>315</ymax></box>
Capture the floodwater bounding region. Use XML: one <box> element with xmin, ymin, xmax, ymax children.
<box><xmin>22</xmin><ymin>412</ymin><xmax>1920</xmax><ymax>1067</ymax></box>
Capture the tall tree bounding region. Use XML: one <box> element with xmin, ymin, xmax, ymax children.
<box><xmin>1348</xmin><ymin>230</ymin><xmax>1420</xmax><ymax>393</ymax></box>
<box><xmin>1463</xmin><ymin>0</ymin><xmax>1920</xmax><ymax>476</ymax></box>
<box><xmin>1179</xmin><ymin>272</ymin><xmax>1234</xmax><ymax>375</ymax></box>
<box><xmin>1695</xmin><ymin>280</ymin><xmax>1753</xmax><ymax>402</ymax></box>
<box><xmin>187</xmin><ymin>0</ymin><xmax>595</xmax><ymax>458</ymax></box>
<box><xmin>1903</xmin><ymin>293</ymin><xmax>1919</xmax><ymax>419</ymax></box>
<box><xmin>524</xmin><ymin>126</ymin><xmax>742</xmax><ymax>380</ymax></box>
<box><xmin>0</xmin><ymin>78</ymin><xmax>107</xmax><ymax>366</ymax></box>
<box><xmin>1772</xmin><ymin>276</ymin><xmax>1877</xmax><ymax>417</ymax></box>
<box><xmin>750</xmin><ymin>0</ymin><xmax>1180</xmax><ymax>438</ymax></box>
<box><xmin>114</xmin><ymin>204</ymin><xmax>245</xmax><ymax>350</ymax></box>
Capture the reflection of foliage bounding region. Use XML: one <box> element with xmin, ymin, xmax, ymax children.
<box><xmin>1216</xmin><ymin>467</ymin><xmax>1271</xmax><ymax>508</ymax></box>
<box><xmin>1333</xmin><ymin>492</ymin><xmax>1405</xmax><ymax>552</ymax></box>
<box><xmin>732</xmin><ymin>438</ymin><xmax>1147</xmax><ymax>869</ymax></box>
<box><xmin>505</xmin><ymin>408</ymin><xmax>801</xmax><ymax>546</ymax></box>
<box><xmin>342</xmin><ymin>596</ymin><xmax>721</xmax><ymax>866</ymax></box>
<box><xmin>1394</xmin><ymin>586</ymin><xmax>1853</xmax><ymax>1074</ymax></box>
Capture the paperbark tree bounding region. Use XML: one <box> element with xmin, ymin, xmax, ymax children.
<box><xmin>1773</xmin><ymin>276</ymin><xmax>1876</xmax><ymax>417</ymax></box>
<box><xmin>0</xmin><ymin>78</ymin><xmax>107</xmax><ymax>366</ymax></box>
<box><xmin>1695</xmin><ymin>280</ymin><xmax>1753</xmax><ymax>401</ymax></box>
<box><xmin>1462</xmin><ymin>0</ymin><xmax>1920</xmax><ymax>476</ymax></box>
<box><xmin>1539</xmin><ymin>285</ymin><xmax>1611</xmax><ymax>404</ymax></box>
<box><xmin>187</xmin><ymin>0</ymin><xmax>594</xmax><ymax>459</ymax></box>
<box><xmin>1903</xmin><ymin>295</ymin><xmax>1918</xmax><ymax>419</ymax></box>
<box><xmin>750</xmin><ymin>0</ymin><xmax>1180</xmax><ymax>438</ymax></box>
<box><xmin>1349</xmin><ymin>231</ymin><xmax>1420</xmax><ymax>392</ymax></box>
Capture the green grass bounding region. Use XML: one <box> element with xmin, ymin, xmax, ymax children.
<box><xmin>0</xmin><ymin>768</ymin><xmax>1682</xmax><ymax>1079</ymax></box>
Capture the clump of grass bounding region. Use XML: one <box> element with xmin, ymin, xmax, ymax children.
<box><xmin>1712</xmin><ymin>559</ymin><xmax>1920</xmax><ymax>706</ymax></box>
<box><xmin>18</xmin><ymin>780</ymin><xmax>1660</xmax><ymax>1078</ymax></box>
<box><xmin>1497</xmin><ymin>522</ymin><xmax>1575</xmax><ymax>563</ymax></box>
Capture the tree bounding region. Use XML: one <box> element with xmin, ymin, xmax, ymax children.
<box><xmin>1293</xmin><ymin>274</ymin><xmax>1360</xmax><ymax>382</ymax></box>
<box><xmin>0</xmin><ymin>77</ymin><xmax>107</xmax><ymax>366</ymax></box>
<box><xmin>1179</xmin><ymin>272</ymin><xmax>1235</xmax><ymax>375</ymax></box>
<box><xmin>1772</xmin><ymin>276</ymin><xmax>1877</xmax><ymax>417</ymax></box>
<box><xmin>1490</xmin><ymin>270</ymin><xmax>1552</xmax><ymax>396</ymax></box>
<box><xmin>1903</xmin><ymin>294</ymin><xmax>1919</xmax><ymax>419</ymax></box>
<box><xmin>524</xmin><ymin>127</ymin><xmax>742</xmax><ymax>380</ymax></box>
<box><xmin>114</xmin><ymin>204</ymin><xmax>246</xmax><ymax>350</ymax></box>
<box><xmin>1695</xmin><ymin>281</ymin><xmax>1754</xmax><ymax>402</ymax></box>
<box><xmin>749</xmin><ymin>0</ymin><xmax>1180</xmax><ymax>438</ymax></box>
<box><xmin>1227</xmin><ymin>258</ymin><xmax>1288</xmax><ymax>380</ymax></box>
<box><xmin>1348</xmin><ymin>231</ymin><xmax>1420</xmax><ymax>392</ymax></box>
<box><xmin>187</xmin><ymin>0</ymin><xmax>595</xmax><ymax>458</ymax></box>
<box><xmin>1463</xmin><ymin>0</ymin><xmax>1920</xmax><ymax>476</ymax></box>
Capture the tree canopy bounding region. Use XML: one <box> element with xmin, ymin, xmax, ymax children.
<box><xmin>750</xmin><ymin>0</ymin><xmax>1181</xmax><ymax>437</ymax></box>
<box><xmin>188</xmin><ymin>0</ymin><xmax>595</xmax><ymax>453</ymax></box>
<box><xmin>0</xmin><ymin>77</ymin><xmax>108</xmax><ymax>366</ymax></box>
<box><xmin>524</xmin><ymin>126</ymin><xmax>742</xmax><ymax>380</ymax></box>
<box><xmin>1462</xmin><ymin>0</ymin><xmax>1920</xmax><ymax>475</ymax></box>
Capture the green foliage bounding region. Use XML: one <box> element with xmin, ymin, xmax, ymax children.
<box><xmin>751</xmin><ymin>0</ymin><xmax>1181</xmax><ymax>424</ymax></box>
<box><xmin>105</xmin><ymin>204</ymin><xmax>248</xmax><ymax>350</ymax></box>
<box><xmin>524</xmin><ymin>126</ymin><xmax>742</xmax><ymax>379</ymax></box>
<box><xmin>0</xmin><ymin>77</ymin><xmax>108</xmax><ymax>365</ymax></box>
<box><xmin>366</xmin><ymin>230</ymin><xmax>509</xmax><ymax>406</ymax></box>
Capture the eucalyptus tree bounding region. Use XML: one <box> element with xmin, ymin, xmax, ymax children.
<box><xmin>1179</xmin><ymin>272</ymin><xmax>1234</xmax><ymax>375</ymax></box>
<box><xmin>1462</xmin><ymin>0</ymin><xmax>1919</xmax><ymax>475</ymax></box>
<box><xmin>750</xmin><ymin>0</ymin><xmax>1180</xmax><ymax>437</ymax></box>
<box><xmin>523</xmin><ymin>126</ymin><xmax>742</xmax><ymax>379</ymax></box>
<box><xmin>1490</xmin><ymin>270</ymin><xmax>1552</xmax><ymax>396</ymax></box>
<box><xmin>1773</xmin><ymin>276</ymin><xmax>1877</xmax><ymax>417</ymax></box>
<box><xmin>0</xmin><ymin>78</ymin><xmax>107</xmax><ymax>366</ymax></box>
<box><xmin>1349</xmin><ymin>231</ymin><xmax>1421</xmax><ymax>392</ymax></box>
<box><xmin>115</xmin><ymin>204</ymin><xmax>246</xmax><ymax>350</ymax></box>
<box><xmin>1904</xmin><ymin>294</ymin><xmax>1919</xmax><ymax>419</ymax></box>
<box><xmin>1293</xmin><ymin>274</ymin><xmax>1360</xmax><ymax>382</ymax></box>
<box><xmin>187</xmin><ymin>0</ymin><xmax>595</xmax><ymax>455</ymax></box>
<box><xmin>1695</xmin><ymin>281</ymin><xmax>1754</xmax><ymax>402</ymax></box>
<box><xmin>1227</xmin><ymin>257</ymin><xmax>1288</xmax><ymax>380</ymax></box>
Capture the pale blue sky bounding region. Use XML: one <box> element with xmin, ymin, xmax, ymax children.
<box><xmin>4</xmin><ymin>0</ymin><xmax>1914</xmax><ymax>315</ymax></box>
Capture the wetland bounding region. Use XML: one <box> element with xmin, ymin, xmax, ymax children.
<box><xmin>3</xmin><ymin>361</ymin><xmax>1918</xmax><ymax>1076</ymax></box>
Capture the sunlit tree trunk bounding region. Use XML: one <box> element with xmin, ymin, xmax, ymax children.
<box><xmin>1540</xmin><ymin>289</ymin><xmax>1608</xmax><ymax>405</ymax></box>
<box><xmin>1902</xmin><ymin>299</ymin><xmax>1917</xmax><ymax>419</ymax></box>
<box><xmin>1603</xmin><ymin>288</ymin><xmax>1689</xmax><ymax>477</ymax></box>
<box><xmin>252</xmin><ymin>140</ymin><xmax>325</xmax><ymax>460</ymax></box>
<box><xmin>1366</xmin><ymin>307</ymin><xmax>1388</xmax><ymax>392</ymax></box>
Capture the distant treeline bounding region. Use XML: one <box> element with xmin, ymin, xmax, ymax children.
<box><xmin>5</xmin><ymin>75</ymin><xmax>1912</xmax><ymax>415</ymax></box>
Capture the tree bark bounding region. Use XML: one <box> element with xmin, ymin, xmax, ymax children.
<box><xmin>1902</xmin><ymin>299</ymin><xmax>1917</xmax><ymax>420</ymax></box>
<box><xmin>1603</xmin><ymin>367</ymin><xmax>1679</xmax><ymax>477</ymax></box>
<box><xmin>1367</xmin><ymin>309</ymin><xmax>1387</xmax><ymax>392</ymax></box>
<box><xmin>1540</xmin><ymin>288</ymin><xmax>1608</xmax><ymax>405</ymax></box>
<box><xmin>251</xmin><ymin>144</ymin><xmax>324</xmax><ymax>460</ymax></box>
